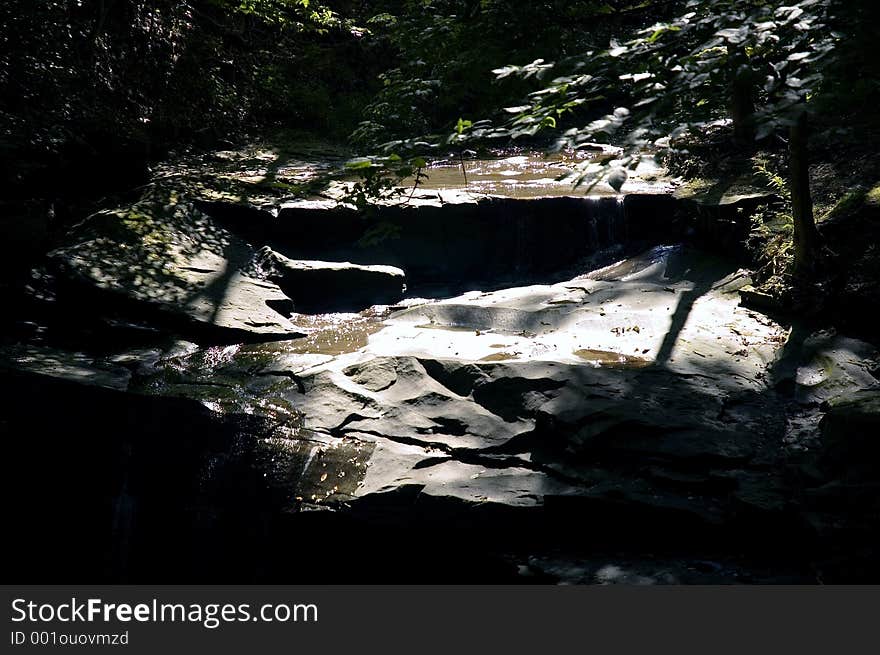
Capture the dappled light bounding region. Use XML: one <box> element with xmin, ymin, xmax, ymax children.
<box><xmin>3</xmin><ymin>0</ymin><xmax>880</xmax><ymax>587</ymax></box>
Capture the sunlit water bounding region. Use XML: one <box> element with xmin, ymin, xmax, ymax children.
<box><xmin>226</xmin><ymin>245</ymin><xmax>781</xmax><ymax>379</ymax></box>
<box><xmin>399</xmin><ymin>151</ymin><xmax>671</xmax><ymax>198</ymax></box>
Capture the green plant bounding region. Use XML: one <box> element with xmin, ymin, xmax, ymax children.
<box><xmin>749</xmin><ymin>206</ymin><xmax>794</xmax><ymax>280</ymax></box>
<box><xmin>753</xmin><ymin>158</ymin><xmax>791</xmax><ymax>201</ymax></box>
<box><xmin>341</xmin><ymin>154</ymin><xmax>429</xmax><ymax>212</ymax></box>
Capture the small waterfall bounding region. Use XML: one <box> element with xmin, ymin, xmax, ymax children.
<box><xmin>583</xmin><ymin>195</ymin><xmax>627</xmax><ymax>250</ymax></box>
<box><xmin>613</xmin><ymin>195</ymin><xmax>628</xmax><ymax>243</ymax></box>
<box><xmin>231</xmin><ymin>190</ymin><xmax>678</xmax><ymax>291</ymax></box>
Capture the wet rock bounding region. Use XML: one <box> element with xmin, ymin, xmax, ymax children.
<box><xmin>771</xmin><ymin>330</ymin><xmax>880</xmax><ymax>404</ymax></box>
<box><xmin>205</xmin><ymin>246</ymin><xmax>792</xmax><ymax>521</ymax></box>
<box><xmin>249</xmin><ymin>246</ymin><xmax>405</xmax><ymax>312</ymax></box>
<box><xmin>14</xmin><ymin>236</ymin><xmax>880</xmax><ymax>582</ymax></box>
<box><xmin>343</xmin><ymin>358</ymin><xmax>399</xmax><ymax>392</ymax></box>
<box><xmin>287</xmin><ymin>356</ymin><xmax>533</xmax><ymax>452</ymax></box>
<box><xmin>356</xmin><ymin>444</ymin><xmax>578</xmax><ymax>508</ymax></box>
<box><xmin>0</xmin><ymin>344</ymin><xmax>133</xmax><ymax>390</ymax></box>
<box><xmin>261</xmin><ymin>350</ymin><xmax>779</xmax><ymax>517</ymax></box>
<box><xmin>260</xmin><ymin>194</ymin><xmax>658</xmax><ymax>287</ymax></box>
<box><xmin>47</xmin><ymin>192</ymin><xmax>303</xmax><ymax>342</ymax></box>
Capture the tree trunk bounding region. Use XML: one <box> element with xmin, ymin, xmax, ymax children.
<box><xmin>729</xmin><ymin>47</ymin><xmax>755</xmax><ymax>147</ymax></box>
<box><xmin>789</xmin><ymin>111</ymin><xmax>820</xmax><ymax>277</ymax></box>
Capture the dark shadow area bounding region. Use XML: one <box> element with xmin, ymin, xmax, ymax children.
<box><xmin>0</xmin><ymin>347</ymin><xmax>847</xmax><ymax>584</ymax></box>
<box><xmin>193</xmin><ymin>192</ymin><xmax>682</xmax><ymax>311</ymax></box>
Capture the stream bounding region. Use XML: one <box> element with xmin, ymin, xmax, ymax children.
<box><xmin>2</xmin><ymin>150</ymin><xmax>879</xmax><ymax>584</ymax></box>
<box><xmin>409</xmin><ymin>151</ymin><xmax>673</xmax><ymax>198</ymax></box>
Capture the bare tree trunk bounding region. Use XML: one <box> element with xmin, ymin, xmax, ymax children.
<box><xmin>789</xmin><ymin>111</ymin><xmax>820</xmax><ymax>277</ymax></box>
<box><xmin>729</xmin><ymin>47</ymin><xmax>755</xmax><ymax>147</ymax></box>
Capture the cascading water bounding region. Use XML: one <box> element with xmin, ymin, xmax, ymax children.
<box><xmin>583</xmin><ymin>195</ymin><xmax>628</xmax><ymax>251</ymax></box>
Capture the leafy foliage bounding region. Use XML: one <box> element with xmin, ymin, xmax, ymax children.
<box><xmin>341</xmin><ymin>154</ymin><xmax>428</xmax><ymax>212</ymax></box>
<box><xmin>483</xmin><ymin>0</ymin><xmax>840</xmax><ymax>187</ymax></box>
<box><xmin>0</xmin><ymin>0</ymin><xmax>365</xmax><ymax>197</ymax></box>
<box><xmin>754</xmin><ymin>157</ymin><xmax>791</xmax><ymax>201</ymax></box>
<box><xmin>348</xmin><ymin>0</ymin><xmax>639</xmax><ymax>149</ymax></box>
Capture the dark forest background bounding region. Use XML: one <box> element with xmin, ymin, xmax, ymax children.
<box><xmin>3</xmin><ymin>1</ymin><xmax>880</xmax><ymax>286</ymax></box>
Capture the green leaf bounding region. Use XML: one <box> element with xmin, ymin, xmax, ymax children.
<box><xmin>345</xmin><ymin>157</ymin><xmax>374</xmax><ymax>170</ymax></box>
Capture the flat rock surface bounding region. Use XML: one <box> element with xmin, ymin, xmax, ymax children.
<box><xmin>136</xmin><ymin>246</ymin><xmax>816</xmax><ymax>516</ymax></box>
<box><xmin>9</xmin><ymin>235</ymin><xmax>880</xmax><ymax>581</ymax></box>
